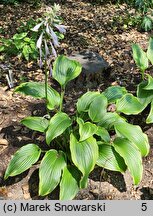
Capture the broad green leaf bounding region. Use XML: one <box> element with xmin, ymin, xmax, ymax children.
<box><xmin>104</xmin><ymin>86</ymin><xmax>127</xmax><ymax>103</ymax></box>
<box><xmin>4</xmin><ymin>144</ymin><xmax>41</xmax><ymax>179</ymax></box>
<box><xmin>15</xmin><ymin>82</ymin><xmax>60</xmax><ymax>110</ymax></box>
<box><xmin>77</xmin><ymin>91</ymin><xmax>100</xmax><ymax>113</ymax></box>
<box><xmin>13</xmin><ymin>32</ymin><xmax>27</xmax><ymax>40</ymax></box>
<box><xmin>39</xmin><ymin>150</ymin><xmax>66</xmax><ymax>196</ymax></box>
<box><xmin>70</xmin><ymin>134</ymin><xmax>98</xmax><ymax>188</ymax></box>
<box><xmin>95</xmin><ymin>126</ymin><xmax>110</xmax><ymax>142</ymax></box>
<box><xmin>52</xmin><ymin>55</ymin><xmax>82</xmax><ymax>87</ymax></box>
<box><xmin>60</xmin><ymin>166</ymin><xmax>80</xmax><ymax>200</ymax></box>
<box><xmin>132</xmin><ymin>43</ymin><xmax>148</xmax><ymax>72</ymax></box>
<box><xmin>113</xmin><ymin>138</ymin><xmax>143</xmax><ymax>185</ymax></box>
<box><xmin>96</xmin><ymin>144</ymin><xmax>127</xmax><ymax>172</ymax></box>
<box><xmin>146</xmin><ymin>101</ymin><xmax>153</xmax><ymax>123</ymax></box>
<box><xmin>21</xmin><ymin>116</ymin><xmax>49</xmax><ymax>132</ymax></box>
<box><xmin>77</xmin><ymin>118</ymin><xmax>97</xmax><ymax>141</ymax></box>
<box><xmin>137</xmin><ymin>81</ymin><xmax>153</xmax><ymax>107</ymax></box>
<box><xmin>22</xmin><ymin>45</ymin><xmax>32</xmax><ymax>61</ymax></box>
<box><xmin>147</xmin><ymin>37</ymin><xmax>153</xmax><ymax>65</ymax></box>
<box><xmin>88</xmin><ymin>94</ymin><xmax>108</xmax><ymax>122</ymax></box>
<box><xmin>143</xmin><ymin>74</ymin><xmax>153</xmax><ymax>90</ymax></box>
<box><xmin>114</xmin><ymin>122</ymin><xmax>150</xmax><ymax>156</ymax></box>
<box><xmin>46</xmin><ymin>112</ymin><xmax>71</xmax><ymax>145</ymax></box>
<box><xmin>0</xmin><ymin>46</ymin><xmax>5</xmax><ymax>52</ymax></box>
<box><xmin>116</xmin><ymin>93</ymin><xmax>144</xmax><ymax>115</ymax></box>
<box><xmin>98</xmin><ymin>112</ymin><xmax>125</xmax><ymax>130</ymax></box>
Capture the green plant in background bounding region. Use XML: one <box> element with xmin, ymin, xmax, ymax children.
<box><xmin>4</xmin><ymin>54</ymin><xmax>150</xmax><ymax>199</ymax></box>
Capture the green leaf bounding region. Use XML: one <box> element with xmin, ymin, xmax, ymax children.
<box><xmin>147</xmin><ymin>37</ymin><xmax>153</xmax><ymax>65</ymax></box>
<box><xmin>77</xmin><ymin>91</ymin><xmax>100</xmax><ymax>113</ymax></box>
<box><xmin>141</xmin><ymin>16</ymin><xmax>152</xmax><ymax>32</ymax></box>
<box><xmin>137</xmin><ymin>80</ymin><xmax>153</xmax><ymax>107</ymax></box>
<box><xmin>0</xmin><ymin>45</ymin><xmax>5</xmax><ymax>52</ymax></box>
<box><xmin>21</xmin><ymin>116</ymin><xmax>49</xmax><ymax>132</ymax></box>
<box><xmin>146</xmin><ymin>101</ymin><xmax>153</xmax><ymax>123</ymax></box>
<box><xmin>116</xmin><ymin>93</ymin><xmax>144</xmax><ymax>115</ymax></box>
<box><xmin>88</xmin><ymin>94</ymin><xmax>108</xmax><ymax>122</ymax></box>
<box><xmin>96</xmin><ymin>144</ymin><xmax>127</xmax><ymax>172</ymax></box>
<box><xmin>13</xmin><ymin>32</ymin><xmax>27</xmax><ymax>40</ymax></box>
<box><xmin>114</xmin><ymin>122</ymin><xmax>150</xmax><ymax>156</ymax></box>
<box><xmin>95</xmin><ymin>126</ymin><xmax>110</xmax><ymax>142</ymax></box>
<box><xmin>4</xmin><ymin>144</ymin><xmax>41</xmax><ymax>179</ymax></box>
<box><xmin>15</xmin><ymin>82</ymin><xmax>60</xmax><ymax>110</ymax></box>
<box><xmin>113</xmin><ymin>138</ymin><xmax>143</xmax><ymax>185</ymax></box>
<box><xmin>60</xmin><ymin>166</ymin><xmax>80</xmax><ymax>200</ymax></box>
<box><xmin>39</xmin><ymin>150</ymin><xmax>66</xmax><ymax>196</ymax></box>
<box><xmin>132</xmin><ymin>43</ymin><xmax>148</xmax><ymax>72</ymax></box>
<box><xmin>104</xmin><ymin>86</ymin><xmax>127</xmax><ymax>103</ymax></box>
<box><xmin>22</xmin><ymin>45</ymin><xmax>32</xmax><ymax>61</ymax></box>
<box><xmin>98</xmin><ymin>112</ymin><xmax>125</xmax><ymax>130</ymax></box>
<box><xmin>143</xmin><ymin>74</ymin><xmax>153</xmax><ymax>90</ymax></box>
<box><xmin>77</xmin><ymin>118</ymin><xmax>97</xmax><ymax>142</ymax></box>
<box><xmin>52</xmin><ymin>55</ymin><xmax>82</xmax><ymax>87</ymax></box>
<box><xmin>70</xmin><ymin>134</ymin><xmax>98</xmax><ymax>188</ymax></box>
<box><xmin>46</xmin><ymin>112</ymin><xmax>72</xmax><ymax>145</ymax></box>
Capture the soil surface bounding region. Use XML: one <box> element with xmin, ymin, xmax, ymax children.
<box><xmin>0</xmin><ymin>0</ymin><xmax>153</xmax><ymax>200</ymax></box>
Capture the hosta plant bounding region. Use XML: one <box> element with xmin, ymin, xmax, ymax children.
<box><xmin>4</xmin><ymin>55</ymin><xmax>150</xmax><ymax>200</ymax></box>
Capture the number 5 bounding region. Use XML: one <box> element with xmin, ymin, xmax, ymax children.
<box><xmin>141</xmin><ymin>203</ymin><xmax>147</xmax><ymax>211</ymax></box>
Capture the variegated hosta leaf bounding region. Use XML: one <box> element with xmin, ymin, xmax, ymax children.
<box><xmin>116</xmin><ymin>93</ymin><xmax>144</xmax><ymax>115</ymax></box>
<box><xmin>113</xmin><ymin>138</ymin><xmax>143</xmax><ymax>185</ymax></box>
<box><xmin>98</xmin><ymin>112</ymin><xmax>125</xmax><ymax>130</ymax></box>
<box><xmin>77</xmin><ymin>118</ymin><xmax>97</xmax><ymax>142</ymax></box>
<box><xmin>77</xmin><ymin>91</ymin><xmax>100</xmax><ymax>113</ymax></box>
<box><xmin>70</xmin><ymin>134</ymin><xmax>98</xmax><ymax>188</ymax></box>
<box><xmin>95</xmin><ymin>126</ymin><xmax>110</xmax><ymax>142</ymax></box>
<box><xmin>15</xmin><ymin>82</ymin><xmax>61</xmax><ymax>110</ymax></box>
<box><xmin>60</xmin><ymin>166</ymin><xmax>80</xmax><ymax>200</ymax></box>
<box><xmin>46</xmin><ymin>112</ymin><xmax>72</xmax><ymax>145</ymax></box>
<box><xmin>146</xmin><ymin>101</ymin><xmax>153</xmax><ymax>123</ymax></box>
<box><xmin>104</xmin><ymin>86</ymin><xmax>127</xmax><ymax>103</ymax></box>
<box><xmin>147</xmin><ymin>37</ymin><xmax>153</xmax><ymax>65</ymax></box>
<box><xmin>5</xmin><ymin>144</ymin><xmax>41</xmax><ymax>179</ymax></box>
<box><xmin>132</xmin><ymin>43</ymin><xmax>148</xmax><ymax>72</ymax></box>
<box><xmin>52</xmin><ymin>55</ymin><xmax>82</xmax><ymax>87</ymax></box>
<box><xmin>39</xmin><ymin>150</ymin><xmax>66</xmax><ymax>196</ymax></box>
<box><xmin>96</xmin><ymin>144</ymin><xmax>127</xmax><ymax>172</ymax></box>
<box><xmin>114</xmin><ymin>122</ymin><xmax>150</xmax><ymax>157</ymax></box>
<box><xmin>21</xmin><ymin>116</ymin><xmax>49</xmax><ymax>132</ymax></box>
<box><xmin>137</xmin><ymin>81</ymin><xmax>153</xmax><ymax>107</ymax></box>
<box><xmin>143</xmin><ymin>74</ymin><xmax>153</xmax><ymax>90</ymax></box>
<box><xmin>88</xmin><ymin>94</ymin><xmax>108</xmax><ymax>122</ymax></box>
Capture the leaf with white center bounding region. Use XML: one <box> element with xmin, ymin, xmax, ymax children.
<box><xmin>104</xmin><ymin>86</ymin><xmax>127</xmax><ymax>103</ymax></box>
<box><xmin>96</xmin><ymin>144</ymin><xmax>127</xmax><ymax>172</ymax></box>
<box><xmin>88</xmin><ymin>94</ymin><xmax>108</xmax><ymax>122</ymax></box>
<box><xmin>116</xmin><ymin>93</ymin><xmax>144</xmax><ymax>115</ymax></box>
<box><xmin>46</xmin><ymin>112</ymin><xmax>72</xmax><ymax>145</ymax></box>
<box><xmin>113</xmin><ymin>138</ymin><xmax>143</xmax><ymax>185</ymax></box>
<box><xmin>15</xmin><ymin>82</ymin><xmax>61</xmax><ymax>110</ymax></box>
<box><xmin>4</xmin><ymin>144</ymin><xmax>41</xmax><ymax>179</ymax></box>
<box><xmin>146</xmin><ymin>101</ymin><xmax>153</xmax><ymax>123</ymax></box>
<box><xmin>114</xmin><ymin>122</ymin><xmax>150</xmax><ymax>156</ymax></box>
<box><xmin>147</xmin><ymin>37</ymin><xmax>153</xmax><ymax>65</ymax></box>
<box><xmin>70</xmin><ymin>134</ymin><xmax>98</xmax><ymax>188</ymax></box>
<box><xmin>21</xmin><ymin>116</ymin><xmax>49</xmax><ymax>132</ymax></box>
<box><xmin>39</xmin><ymin>150</ymin><xmax>66</xmax><ymax>196</ymax></box>
<box><xmin>132</xmin><ymin>43</ymin><xmax>148</xmax><ymax>72</ymax></box>
<box><xmin>95</xmin><ymin>126</ymin><xmax>110</xmax><ymax>142</ymax></box>
<box><xmin>60</xmin><ymin>166</ymin><xmax>80</xmax><ymax>200</ymax></box>
<box><xmin>52</xmin><ymin>55</ymin><xmax>82</xmax><ymax>87</ymax></box>
<box><xmin>77</xmin><ymin>118</ymin><xmax>97</xmax><ymax>141</ymax></box>
<box><xmin>77</xmin><ymin>91</ymin><xmax>100</xmax><ymax>113</ymax></box>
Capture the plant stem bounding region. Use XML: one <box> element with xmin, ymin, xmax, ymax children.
<box><xmin>60</xmin><ymin>86</ymin><xmax>65</xmax><ymax>112</ymax></box>
<box><xmin>44</xmin><ymin>60</ymin><xmax>49</xmax><ymax>114</ymax></box>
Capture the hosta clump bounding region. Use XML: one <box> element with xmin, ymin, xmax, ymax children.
<box><xmin>5</xmin><ymin>55</ymin><xmax>150</xmax><ymax>200</ymax></box>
